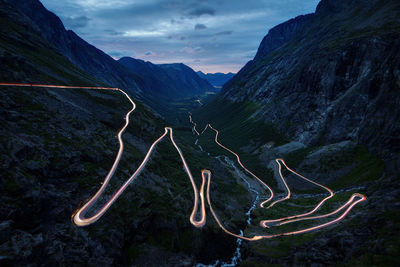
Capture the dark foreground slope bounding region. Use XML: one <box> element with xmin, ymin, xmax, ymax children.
<box><xmin>194</xmin><ymin>0</ymin><xmax>400</xmax><ymax>265</ymax></box>
<box><xmin>0</xmin><ymin>0</ymin><xmax>253</xmax><ymax>266</ymax></box>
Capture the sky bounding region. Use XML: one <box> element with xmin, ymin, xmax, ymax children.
<box><xmin>40</xmin><ymin>0</ymin><xmax>320</xmax><ymax>73</ymax></box>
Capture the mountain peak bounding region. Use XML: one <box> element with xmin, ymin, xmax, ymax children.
<box><xmin>254</xmin><ymin>14</ymin><xmax>314</xmax><ymax>61</ymax></box>
<box><xmin>119</xmin><ymin>57</ymin><xmax>215</xmax><ymax>97</ymax></box>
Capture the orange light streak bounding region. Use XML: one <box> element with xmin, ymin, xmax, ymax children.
<box><xmin>260</xmin><ymin>158</ymin><xmax>335</xmax><ymax>228</ymax></box>
<box><xmin>201</xmin><ymin>123</ymin><xmax>275</xmax><ymax>207</ymax></box>
<box><xmin>0</xmin><ymin>83</ymin><xmax>207</xmax><ymax>227</ymax></box>
<box><xmin>189</xmin><ymin>114</ymin><xmax>367</xmax><ymax>240</ymax></box>
<box><xmin>1</xmin><ymin>82</ymin><xmax>367</xmax><ymax>241</ymax></box>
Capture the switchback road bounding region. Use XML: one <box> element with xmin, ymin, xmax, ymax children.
<box><xmin>1</xmin><ymin>83</ymin><xmax>367</xmax><ymax>241</ymax></box>
<box><xmin>189</xmin><ymin>116</ymin><xmax>367</xmax><ymax>240</ymax></box>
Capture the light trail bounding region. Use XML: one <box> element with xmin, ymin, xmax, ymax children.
<box><xmin>1</xmin><ymin>82</ymin><xmax>367</xmax><ymax>242</ymax></box>
<box><xmin>189</xmin><ymin>114</ymin><xmax>367</xmax><ymax>240</ymax></box>
<box><xmin>0</xmin><ymin>82</ymin><xmax>119</xmax><ymax>90</ymax></box>
<box><xmin>0</xmin><ymin>83</ymin><xmax>207</xmax><ymax>227</ymax></box>
<box><xmin>73</xmin><ymin>125</ymin><xmax>208</xmax><ymax>227</ymax></box>
<box><xmin>260</xmin><ymin>158</ymin><xmax>335</xmax><ymax>228</ymax></box>
<box><xmin>205</xmin><ymin>171</ymin><xmax>366</xmax><ymax>240</ymax></box>
<box><xmin>197</xmin><ymin>123</ymin><xmax>275</xmax><ymax>207</ymax></box>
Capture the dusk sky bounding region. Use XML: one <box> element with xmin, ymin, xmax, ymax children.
<box><xmin>40</xmin><ymin>0</ymin><xmax>320</xmax><ymax>73</ymax></box>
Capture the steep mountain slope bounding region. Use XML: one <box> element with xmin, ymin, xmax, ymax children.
<box><xmin>219</xmin><ymin>0</ymin><xmax>400</xmax><ymax>157</ymax></box>
<box><xmin>6</xmin><ymin>0</ymin><xmax>145</xmax><ymax>98</ymax></box>
<box><xmin>254</xmin><ymin>14</ymin><xmax>313</xmax><ymax>61</ymax></box>
<box><xmin>0</xmin><ymin>1</ymin><xmax>101</xmax><ymax>87</ymax></box>
<box><xmin>157</xmin><ymin>63</ymin><xmax>215</xmax><ymax>95</ymax></box>
<box><xmin>197</xmin><ymin>71</ymin><xmax>236</xmax><ymax>88</ymax></box>
<box><xmin>193</xmin><ymin>0</ymin><xmax>400</xmax><ymax>265</ymax></box>
<box><xmin>119</xmin><ymin>57</ymin><xmax>215</xmax><ymax>99</ymax></box>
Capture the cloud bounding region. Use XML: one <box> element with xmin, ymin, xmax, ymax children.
<box><xmin>215</xmin><ymin>31</ymin><xmax>233</xmax><ymax>36</ymax></box>
<box><xmin>145</xmin><ymin>51</ymin><xmax>152</xmax><ymax>55</ymax></box>
<box><xmin>194</xmin><ymin>24</ymin><xmax>207</xmax><ymax>30</ymax></box>
<box><xmin>188</xmin><ymin>7</ymin><xmax>216</xmax><ymax>17</ymax></box>
<box><xmin>62</xmin><ymin>15</ymin><xmax>90</xmax><ymax>28</ymax></box>
<box><xmin>123</xmin><ymin>30</ymin><xmax>165</xmax><ymax>37</ymax></box>
<box><xmin>40</xmin><ymin>0</ymin><xmax>320</xmax><ymax>73</ymax></box>
<box><xmin>103</xmin><ymin>29</ymin><xmax>124</xmax><ymax>36</ymax></box>
<box><xmin>180</xmin><ymin>46</ymin><xmax>202</xmax><ymax>54</ymax></box>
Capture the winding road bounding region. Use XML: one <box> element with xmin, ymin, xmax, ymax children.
<box><xmin>189</xmin><ymin>115</ymin><xmax>367</xmax><ymax>240</ymax></box>
<box><xmin>1</xmin><ymin>82</ymin><xmax>367</xmax><ymax>242</ymax></box>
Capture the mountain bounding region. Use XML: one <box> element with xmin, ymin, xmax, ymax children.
<box><xmin>0</xmin><ymin>0</ymin><xmax>251</xmax><ymax>265</ymax></box>
<box><xmin>6</xmin><ymin>0</ymin><xmax>144</xmax><ymax>98</ymax></box>
<box><xmin>157</xmin><ymin>63</ymin><xmax>216</xmax><ymax>95</ymax></box>
<box><xmin>254</xmin><ymin>14</ymin><xmax>313</xmax><ymax>60</ymax></box>
<box><xmin>193</xmin><ymin>0</ymin><xmax>400</xmax><ymax>265</ymax></box>
<box><xmin>196</xmin><ymin>71</ymin><xmax>236</xmax><ymax>88</ymax></box>
<box><xmin>5</xmin><ymin>0</ymin><xmax>215</xmax><ymax>116</ymax></box>
<box><xmin>2</xmin><ymin>0</ymin><xmax>400</xmax><ymax>265</ymax></box>
<box><xmin>119</xmin><ymin>57</ymin><xmax>215</xmax><ymax>99</ymax></box>
<box><xmin>201</xmin><ymin>0</ymin><xmax>400</xmax><ymax>157</ymax></box>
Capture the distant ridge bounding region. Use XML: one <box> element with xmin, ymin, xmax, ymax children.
<box><xmin>196</xmin><ymin>71</ymin><xmax>235</xmax><ymax>89</ymax></box>
<box><xmin>118</xmin><ymin>57</ymin><xmax>215</xmax><ymax>99</ymax></box>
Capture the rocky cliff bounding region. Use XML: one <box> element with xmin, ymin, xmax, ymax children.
<box><xmin>254</xmin><ymin>14</ymin><xmax>313</xmax><ymax>61</ymax></box>
<box><xmin>193</xmin><ymin>0</ymin><xmax>400</xmax><ymax>265</ymax></box>
<box><xmin>219</xmin><ymin>0</ymin><xmax>400</xmax><ymax>158</ymax></box>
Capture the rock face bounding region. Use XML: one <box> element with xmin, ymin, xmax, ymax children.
<box><xmin>254</xmin><ymin>14</ymin><xmax>313</xmax><ymax>61</ymax></box>
<box><xmin>196</xmin><ymin>71</ymin><xmax>236</xmax><ymax>88</ymax></box>
<box><xmin>220</xmin><ymin>0</ymin><xmax>400</xmax><ymax>159</ymax></box>
<box><xmin>119</xmin><ymin>57</ymin><xmax>215</xmax><ymax>98</ymax></box>
<box><xmin>192</xmin><ymin>1</ymin><xmax>400</xmax><ymax>266</ymax></box>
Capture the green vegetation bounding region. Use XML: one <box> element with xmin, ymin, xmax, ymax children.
<box><xmin>321</xmin><ymin>1</ymin><xmax>400</xmax><ymax>51</ymax></box>
<box><xmin>329</xmin><ymin>145</ymin><xmax>384</xmax><ymax>190</ymax></box>
<box><xmin>338</xmin><ymin>210</ymin><xmax>400</xmax><ymax>266</ymax></box>
<box><xmin>127</xmin><ymin>243</ymin><xmax>144</xmax><ymax>265</ymax></box>
<box><xmin>283</xmin><ymin>147</ymin><xmax>316</xmax><ymax>169</ymax></box>
<box><xmin>281</xmin><ymin>143</ymin><xmax>384</xmax><ymax>192</ymax></box>
<box><xmin>193</xmin><ymin>98</ymin><xmax>286</xmax><ymax>150</ymax></box>
<box><xmin>190</xmin><ymin>97</ymin><xmax>286</xmax><ymax>190</ymax></box>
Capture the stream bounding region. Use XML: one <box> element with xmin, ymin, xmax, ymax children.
<box><xmin>195</xmin><ymin>154</ymin><xmax>260</xmax><ymax>267</ymax></box>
